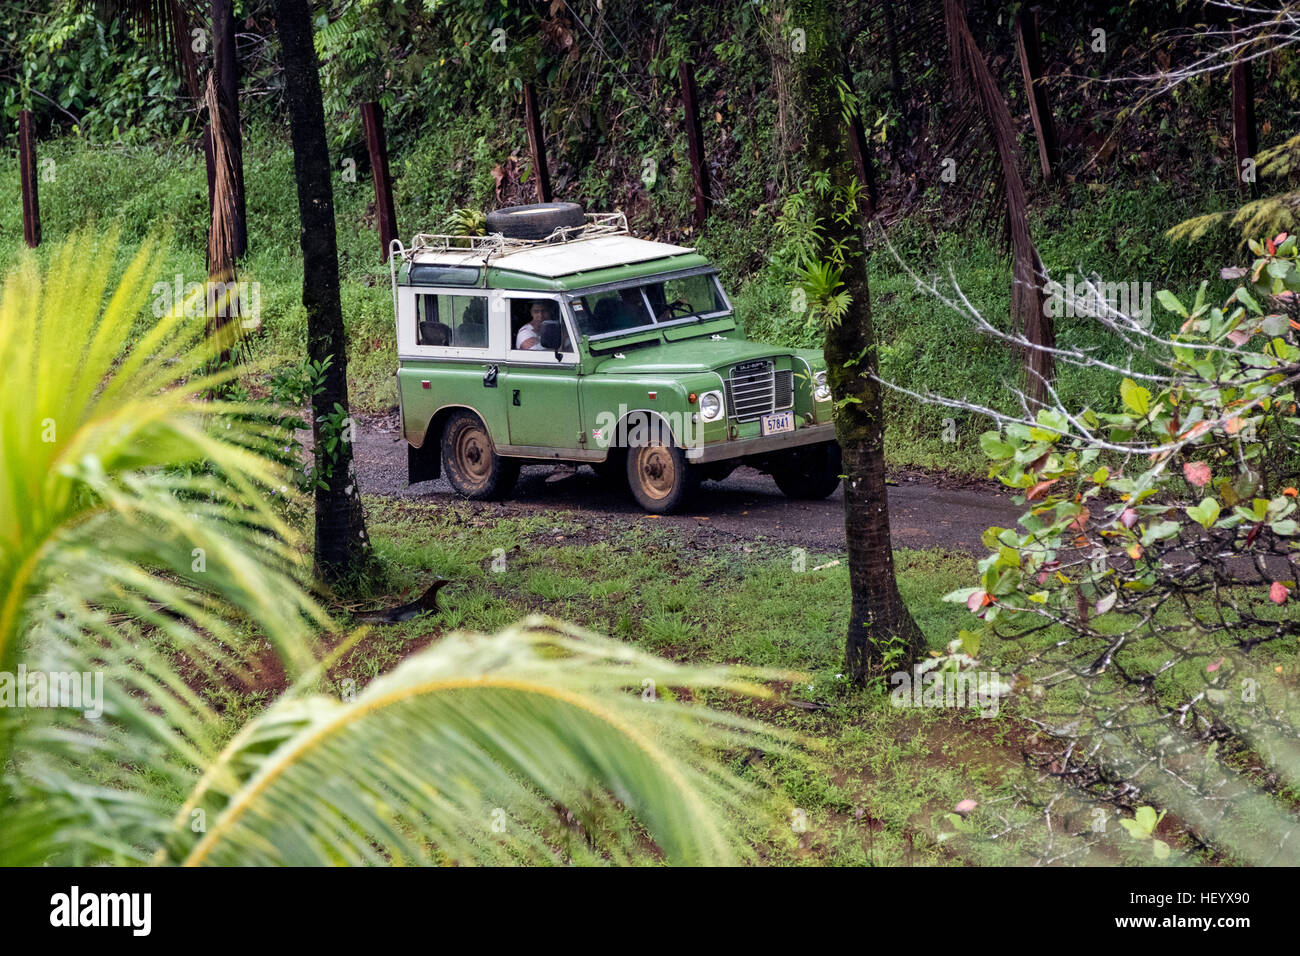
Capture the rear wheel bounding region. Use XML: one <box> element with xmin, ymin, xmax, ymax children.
<box><xmin>626</xmin><ymin>430</ymin><xmax>698</xmax><ymax>514</ymax></box>
<box><xmin>441</xmin><ymin>411</ymin><xmax>519</xmax><ymax>500</ymax></box>
<box><xmin>772</xmin><ymin>441</ymin><xmax>842</xmax><ymax>500</ymax></box>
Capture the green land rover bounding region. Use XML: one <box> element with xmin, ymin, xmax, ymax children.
<box><xmin>389</xmin><ymin>202</ymin><xmax>841</xmax><ymax>514</ymax></box>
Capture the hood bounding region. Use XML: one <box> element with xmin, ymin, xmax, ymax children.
<box><xmin>590</xmin><ymin>337</ymin><xmax>785</xmax><ymax>375</ymax></box>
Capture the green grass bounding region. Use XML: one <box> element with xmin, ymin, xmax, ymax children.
<box><xmin>331</xmin><ymin>496</ymin><xmax>1098</xmax><ymax>864</ymax></box>
<box><xmin>328</xmin><ymin>494</ymin><xmax>1297</xmax><ymax>865</ymax></box>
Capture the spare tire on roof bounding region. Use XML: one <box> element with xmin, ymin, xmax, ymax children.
<box><xmin>485</xmin><ymin>202</ymin><xmax>585</xmax><ymax>240</ymax></box>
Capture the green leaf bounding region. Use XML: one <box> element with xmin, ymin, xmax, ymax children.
<box><xmin>1120</xmin><ymin>378</ymin><xmax>1151</xmax><ymax>416</ymax></box>
<box><xmin>1156</xmin><ymin>289</ymin><xmax>1188</xmax><ymax>318</ymax></box>
<box><xmin>1186</xmin><ymin>498</ymin><xmax>1221</xmax><ymax>528</ymax></box>
<box><xmin>1119</xmin><ymin>818</ymin><xmax>1148</xmax><ymax>839</ymax></box>
<box><xmin>1134</xmin><ymin>806</ymin><xmax>1159</xmax><ymax>834</ymax></box>
<box><xmin>979</xmin><ymin>431</ymin><xmax>1014</xmax><ymax>459</ymax></box>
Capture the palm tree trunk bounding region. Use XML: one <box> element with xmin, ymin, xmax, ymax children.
<box><xmin>794</xmin><ymin>0</ymin><xmax>926</xmax><ymax>681</ymax></box>
<box><xmin>212</xmin><ymin>0</ymin><xmax>247</xmax><ymax>258</ymax></box>
<box><xmin>272</xmin><ymin>0</ymin><xmax>369</xmax><ymax>582</ymax></box>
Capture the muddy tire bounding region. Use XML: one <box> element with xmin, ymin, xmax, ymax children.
<box><xmin>485</xmin><ymin>202</ymin><xmax>586</xmax><ymax>241</ymax></box>
<box><xmin>626</xmin><ymin>428</ymin><xmax>698</xmax><ymax>514</ymax></box>
<box><xmin>441</xmin><ymin>410</ymin><xmax>519</xmax><ymax>500</ymax></box>
<box><xmin>772</xmin><ymin>441</ymin><xmax>842</xmax><ymax>500</ymax></box>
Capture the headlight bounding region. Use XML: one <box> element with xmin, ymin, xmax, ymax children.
<box><xmin>814</xmin><ymin>370</ymin><xmax>832</xmax><ymax>403</ymax></box>
<box><xmin>699</xmin><ymin>390</ymin><xmax>724</xmax><ymax>421</ymax></box>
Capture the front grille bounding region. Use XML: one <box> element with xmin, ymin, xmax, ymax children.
<box><xmin>723</xmin><ymin>360</ymin><xmax>793</xmax><ymax>422</ymax></box>
<box><xmin>774</xmin><ymin>369</ymin><xmax>794</xmax><ymax>409</ymax></box>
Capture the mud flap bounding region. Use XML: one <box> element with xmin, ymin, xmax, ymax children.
<box><xmin>408</xmin><ymin>440</ymin><xmax>441</xmax><ymax>484</ymax></box>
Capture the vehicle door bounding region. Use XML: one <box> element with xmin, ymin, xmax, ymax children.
<box><xmin>501</xmin><ymin>292</ymin><xmax>583</xmax><ymax>452</ymax></box>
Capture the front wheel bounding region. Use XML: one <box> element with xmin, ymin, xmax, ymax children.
<box><xmin>441</xmin><ymin>410</ymin><xmax>519</xmax><ymax>500</ymax></box>
<box><xmin>772</xmin><ymin>441</ymin><xmax>842</xmax><ymax>500</ymax></box>
<box><xmin>626</xmin><ymin>436</ymin><xmax>698</xmax><ymax>514</ymax></box>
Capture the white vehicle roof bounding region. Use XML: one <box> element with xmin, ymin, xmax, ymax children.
<box><xmin>397</xmin><ymin>212</ymin><xmax>696</xmax><ymax>279</ymax></box>
<box><xmin>410</xmin><ymin>234</ymin><xmax>694</xmax><ymax>278</ymax></box>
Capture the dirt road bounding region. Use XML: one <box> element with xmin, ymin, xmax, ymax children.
<box><xmin>350</xmin><ymin>417</ymin><xmax>1022</xmax><ymax>555</ymax></box>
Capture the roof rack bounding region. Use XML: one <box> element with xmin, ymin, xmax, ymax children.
<box><xmin>401</xmin><ymin>211</ymin><xmax>630</xmax><ymax>262</ymax></box>
<box><xmin>387</xmin><ymin>211</ymin><xmax>632</xmax><ymax>312</ymax></box>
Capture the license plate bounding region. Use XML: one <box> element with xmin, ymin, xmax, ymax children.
<box><xmin>761</xmin><ymin>410</ymin><xmax>794</xmax><ymax>436</ymax></box>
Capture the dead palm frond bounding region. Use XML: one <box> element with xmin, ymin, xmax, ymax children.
<box><xmin>943</xmin><ymin>0</ymin><xmax>1054</xmax><ymax>404</ymax></box>
<box><xmin>97</xmin><ymin>0</ymin><xmax>204</xmax><ymax>99</ymax></box>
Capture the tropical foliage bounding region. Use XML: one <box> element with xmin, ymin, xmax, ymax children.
<box><xmin>0</xmin><ymin>236</ymin><xmax>788</xmax><ymax>865</ymax></box>
<box><xmin>948</xmin><ymin>237</ymin><xmax>1300</xmax><ymax>862</ymax></box>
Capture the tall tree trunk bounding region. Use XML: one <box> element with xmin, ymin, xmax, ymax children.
<box><xmin>212</xmin><ymin>0</ymin><xmax>247</xmax><ymax>258</ymax></box>
<box><xmin>272</xmin><ymin>0</ymin><xmax>369</xmax><ymax>582</ymax></box>
<box><xmin>794</xmin><ymin>0</ymin><xmax>926</xmax><ymax>682</ymax></box>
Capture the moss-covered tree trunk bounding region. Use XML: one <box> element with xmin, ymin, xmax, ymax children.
<box><xmin>273</xmin><ymin>0</ymin><xmax>370</xmax><ymax>583</ymax></box>
<box><xmin>793</xmin><ymin>0</ymin><xmax>926</xmax><ymax>681</ymax></box>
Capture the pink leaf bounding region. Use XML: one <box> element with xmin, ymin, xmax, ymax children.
<box><xmin>1270</xmin><ymin>581</ymin><xmax>1289</xmax><ymax>605</ymax></box>
<box><xmin>1183</xmin><ymin>462</ymin><xmax>1212</xmax><ymax>487</ymax></box>
<box><xmin>1120</xmin><ymin>508</ymin><xmax>1139</xmax><ymax>528</ymax></box>
<box><xmin>967</xmin><ymin>590</ymin><xmax>990</xmax><ymax>612</ymax></box>
<box><xmin>1207</xmin><ymin>657</ymin><xmax>1224</xmax><ymax>673</ymax></box>
<box><xmin>954</xmin><ymin>799</ymin><xmax>978</xmax><ymax>817</ymax></box>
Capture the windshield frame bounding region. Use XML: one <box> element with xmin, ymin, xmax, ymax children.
<box><xmin>566</xmin><ymin>266</ymin><xmax>732</xmax><ymax>343</ymax></box>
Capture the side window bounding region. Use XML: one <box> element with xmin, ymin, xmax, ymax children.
<box><xmin>416</xmin><ymin>294</ymin><xmax>488</xmax><ymax>349</ymax></box>
<box><xmin>510</xmin><ymin>298</ymin><xmax>571</xmax><ymax>352</ymax></box>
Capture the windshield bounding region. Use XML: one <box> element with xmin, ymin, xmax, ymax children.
<box><xmin>571</xmin><ymin>273</ymin><xmax>728</xmax><ymax>338</ymax></box>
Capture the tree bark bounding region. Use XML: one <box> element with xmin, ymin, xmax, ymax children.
<box><xmin>794</xmin><ymin>0</ymin><xmax>926</xmax><ymax>681</ymax></box>
<box><xmin>272</xmin><ymin>0</ymin><xmax>369</xmax><ymax>583</ymax></box>
<box><xmin>18</xmin><ymin>110</ymin><xmax>40</xmax><ymax>248</ymax></box>
<box><xmin>212</xmin><ymin>0</ymin><xmax>247</xmax><ymax>258</ymax></box>
<box><xmin>1231</xmin><ymin>32</ymin><xmax>1258</xmax><ymax>200</ymax></box>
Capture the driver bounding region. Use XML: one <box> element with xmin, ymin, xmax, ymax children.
<box><xmin>516</xmin><ymin>300</ymin><xmax>554</xmax><ymax>350</ymax></box>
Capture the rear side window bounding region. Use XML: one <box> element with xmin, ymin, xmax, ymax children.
<box><xmin>416</xmin><ymin>294</ymin><xmax>489</xmax><ymax>349</ymax></box>
<box><xmin>407</xmin><ymin>264</ymin><xmax>481</xmax><ymax>286</ymax></box>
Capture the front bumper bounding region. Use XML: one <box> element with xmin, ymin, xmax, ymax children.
<box><xmin>684</xmin><ymin>422</ymin><xmax>837</xmax><ymax>463</ymax></box>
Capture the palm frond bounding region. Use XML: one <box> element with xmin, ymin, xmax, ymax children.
<box><xmin>0</xmin><ymin>233</ymin><xmax>328</xmax><ymax>862</ymax></box>
<box><xmin>158</xmin><ymin>617</ymin><xmax>793</xmax><ymax>867</ymax></box>
<box><xmin>0</xmin><ymin>237</ymin><xmax>795</xmax><ymax>865</ymax></box>
<box><xmin>98</xmin><ymin>0</ymin><xmax>204</xmax><ymax>99</ymax></box>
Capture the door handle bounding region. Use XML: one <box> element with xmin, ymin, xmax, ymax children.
<box><xmin>512</xmin><ymin>389</ymin><xmax>521</xmax><ymax>406</ymax></box>
<box><xmin>483</xmin><ymin>364</ymin><xmax>498</xmax><ymax>387</ymax></box>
